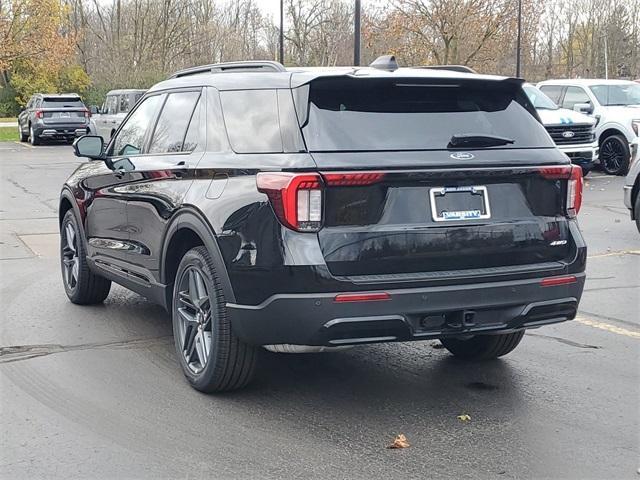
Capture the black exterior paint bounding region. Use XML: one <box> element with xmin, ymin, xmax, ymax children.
<box><xmin>59</xmin><ymin>70</ymin><xmax>587</xmax><ymax>347</ymax></box>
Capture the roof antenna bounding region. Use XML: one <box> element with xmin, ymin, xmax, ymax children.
<box><xmin>369</xmin><ymin>55</ymin><xmax>399</xmax><ymax>72</ymax></box>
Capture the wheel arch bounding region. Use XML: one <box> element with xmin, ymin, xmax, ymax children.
<box><xmin>161</xmin><ymin>208</ymin><xmax>235</xmax><ymax>308</ymax></box>
<box><xmin>598</xmin><ymin>127</ymin><xmax>629</xmax><ymax>146</ymax></box>
<box><xmin>59</xmin><ymin>189</ymin><xmax>87</xmax><ymax>238</ymax></box>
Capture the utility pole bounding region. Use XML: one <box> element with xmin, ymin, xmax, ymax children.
<box><xmin>279</xmin><ymin>0</ymin><xmax>284</xmax><ymax>65</ymax></box>
<box><xmin>354</xmin><ymin>0</ymin><xmax>361</xmax><ymax>66</ymax></box>
<box><xmin>515</xmin><ymin>0</ymin><xmax>522</xmax><ymax>77</ymax></box>
<box><xmin>603</xmin><ymin>34</ymin><xmax>608</xmax><ymax>79</ymax></box>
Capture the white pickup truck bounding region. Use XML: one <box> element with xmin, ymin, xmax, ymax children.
<box><xmin>523</xmin><ymin>84</ymin><xmax>598</xmax><ymax>174</ymax></box>
<box><xmin>88</xmin><ymin>89</ymin><xmax>145</xmax><ymax>141</ymax></box>
<box><xmin>537</xmin><ymin>79</ymin><xmax>640</xmax><ymax>176</ymax></box>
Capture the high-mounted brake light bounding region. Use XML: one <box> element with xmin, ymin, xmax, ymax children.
<box><xmin>257</xmin><ymin>171</ymin><xmax>387</xmax><ymax>232</ymax></box>
<box><xmin>538</xmin><ymin>165</ymin><xmax>582</xmax><ymax>217</ymax></box>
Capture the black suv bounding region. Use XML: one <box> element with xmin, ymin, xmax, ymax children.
<box><xmin>18</xmin><ymin>93</ymin><xmax>90</xmax><ymax>145</ymax></box>
<box><xmin>60</xmin><ymin>59</ymin><xmax>586</xmax><ymax>392</ymax></box>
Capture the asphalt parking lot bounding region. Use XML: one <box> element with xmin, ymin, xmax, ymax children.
<box><xmin>1</xmin><ymin>141</ymin><xmax>638</xmax><ymax>479</ymax></box>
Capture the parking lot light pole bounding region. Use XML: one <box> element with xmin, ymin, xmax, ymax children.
<box><xmin>279</xmin><ymin>0</ymin><xmax>284</xmax><ymax>65</ymax></box>
<box><xmin>515</xmin><ymin>0</ymin><xmax>522</xmax><ymax>77</ymax></box>
<box><xmin>354</xmin><ymin>0</ymin><xmax>361</xmax><ymax>66</ymax></box>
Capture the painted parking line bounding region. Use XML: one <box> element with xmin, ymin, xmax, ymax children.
<box><xmin>14</xmin><ymin>141</ymin><xmax>34</xmax><ymax>149</ymax></box>
<box><xmin>588</xmin><ymin>250</ymin><xmax>640</xmax><ymax>259</ymax></box>
<box><xmin>575</xmin><ymin>316</ymin><xmax>640</xmax><ymax>339</ymax></box>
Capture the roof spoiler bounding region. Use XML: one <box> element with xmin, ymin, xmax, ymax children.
<box><xmin>415</xmin><ymin>65</ymin><xmax>478</xmax><ymax>74</ymax></box>
<box><xmin>169</xmin><ymin>61</ymin><xmax>286</xmax><ymax>79</ymax></box>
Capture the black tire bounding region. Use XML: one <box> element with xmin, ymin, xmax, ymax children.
<box><xmin>600</xmin><ymin>134</ymin><xmax>630</xmax><ymax>176</ymax></box>
<box><xmin>18</xmin><ymin>124</ymin><xmax>28</xmax><ymax>142</ymax></box>
<box><xmin>29</xmin><ymin>124</ymin><xmax>40</xmax><ymax>146</ymax></box>
<box><xmin>635</xmin><ymin>193</ymin><xmax>640</xmax><ymax>234</ymax></box>
<box><xmin>172</xmin><ymin>246</ymin><xmax>257</xmax><ymax>392</ymax></box>
<box><xmin>440</xmin><ymin>331</ymin><xmax>525</xmax><ymax>360</ymax></box>
<box><xmin>60</xmin><ymin>210</ymin><xmax>111</xmax><ymax>304</ymax></box>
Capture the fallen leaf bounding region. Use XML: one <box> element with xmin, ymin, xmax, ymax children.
<box><xmin>457</xmin><ymin>414</ymin><xmax>471</xmax><ymax>422</ymax></box>
<box><xmin>387</xmin><ymin>434</ymin><xmax>410</xmax><ymax>449</ymax></box>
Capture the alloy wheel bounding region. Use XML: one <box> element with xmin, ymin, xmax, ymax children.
<box><xmin>61</xmin><ymin>222</ymin><xmax>79</xmax><ymax>289</ymax></box>
<box><xmin>176</xmin><ymin>267</ymin><xmax>213</xmax><ymax>374</ymax></box>
<box><xmin>600</xmin><ymin>137</ymin><xmax>624</xmax><ymax>174</ymax></box>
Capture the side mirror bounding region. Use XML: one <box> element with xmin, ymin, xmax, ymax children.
<box><xmin>89</xmin><ymin>105</ymin><xmax>99</xmax><ymax>114</ymax></box>
<box><xmin>73</xmin><ymin>135</ymin><xmax>104</xmax><ymax>160</ymax></box>
<box><xmin>573</xmin><ymin>103</ymin><xmax>593</xmax><ymax>115</ymax></box>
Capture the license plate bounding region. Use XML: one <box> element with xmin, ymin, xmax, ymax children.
<box><xmin>59</xmin><ymin>112</ymin><xmax>70</xmax><ymax>118</ymax></box>
<box><xmin>430</xmin><ymin>186</ymin><xmax>491</xmax><ymax>222</ymax></box>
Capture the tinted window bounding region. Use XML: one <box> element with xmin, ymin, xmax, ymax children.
<box><xmin>539</xmin><ymin>85</ymin><xmax>563</xmax><ymax>104</ymax></box>
<box><xmin>220</xmin><ymin>90</ymin><xmax>282</xmax><ymax>153</ymax></box>
<box><xmin>300</xmin><ymin>78</ymin><xmax>553</xmax><ymax>152</ymax></box>
<box><xmin>148</xmin><ymin>91</ymin><xmax>200</xmax><ymax>154</ymax></box>
<box><xmin>42</xmin><ymin>97</ymin><xmax>84</xmax><ymax>108</ymax></box>
<box><xmin>110</xmin><ymin>94</ymin><xmax>163</xmax><ymax>156</ymax></box>
<box><xmin>562</xmin><ymin>87</ymin><xmax>591</xmax><ymax>110</ymax></box>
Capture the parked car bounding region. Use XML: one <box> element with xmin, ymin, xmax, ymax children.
<box><xmin>60</xmin><ymin>58</ymin><xmax>586</xmax><ymax>392</ymax></box>
<box><xmin>18</xmin><ymin>93</ymin><xmax>90</xmax><ymax>145</ymax></box>
<box><xmin>89</xmin><ymin>89</ymin><xmax>145</xmax><ymax>140</ymax></box>
<box><xmin>523</xmin><ymin>84</ymin><xmax>598</xmax><ymax>174</ymax></box>
<box><xmin>623</xmin><ymin>145</ymin><xmax>640</xmax><ymax>233</ymax></box>
<box><xmin>537</xmin><ymin>79</ymin><xmax>640</xmax><ymax>175</ymax></box>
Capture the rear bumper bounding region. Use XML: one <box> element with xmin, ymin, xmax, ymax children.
<box><xmin>228</xmin><ymin>273</ymin><xmax>585</xmax><ymax>346</ymax></box>
<box><xmin>35</xmin><ymin>125</ymin><xmax>88</xmax><ymax>138</ymax></box>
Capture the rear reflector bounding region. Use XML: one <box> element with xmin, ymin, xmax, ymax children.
<box><xmin>540</xmin><ymin>275</ymin><xmax>577</xmax><ymax>287</ymax></box>
<box><xmin>334</xmin><ymin>292</ymin><xmax>391</xmax><ymax>303</ymax></box>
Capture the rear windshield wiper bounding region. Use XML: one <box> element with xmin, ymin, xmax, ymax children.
<box><xmin>448</xmin><ymin>134</ymin><xmax>515</xmax><ymax>148</ymax></box>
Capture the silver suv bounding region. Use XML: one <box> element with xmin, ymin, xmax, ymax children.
<box><xmin>18</xmin><ymin>93</ymin><xmax>90</xmax><ymax>145</ymax></box>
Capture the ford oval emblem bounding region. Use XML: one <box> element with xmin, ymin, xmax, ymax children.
<box><xmin>562</xmin><ymin>131</ymin><xmax>575</xmax><ymax>138</ymax></box>
<box><xmin>450</xmin><ymin>152</ymin><xmax>475</xmax><ymax>160</ymax></box>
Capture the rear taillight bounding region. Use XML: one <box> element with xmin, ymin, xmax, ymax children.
<box><xmin>256</xmin><ymin>173</ymin><xmax>323</xmax><ymax>232</ymax></box>
<box><xmin>538</xmin><ymin>165</ymin><xmax>582</xmax><ymax>217</ymax></box>
<box><xmin>256</xmin><ymin>171</ymin><xmax>386</xmax><ymax>232</ymax></box>
<box><xmin>84</xmin><ymin>109</ymin><xmax>91</xmax><ymax>119</ymax></box>
<box><xmin>35</xmin><ymin>110</ymin><xmax>43</xmax><ymax>119</ymax></box>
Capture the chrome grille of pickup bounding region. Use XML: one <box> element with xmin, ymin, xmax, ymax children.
<box><xmin>545</xmin><ymin>124</ymin><xmax>593</xmax><ymax>145</ymax></box>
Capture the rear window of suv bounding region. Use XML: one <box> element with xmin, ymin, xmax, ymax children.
<box><xmin>42</xmin><ymin>97</ymin><xmax>85</xmax><ymax>108</ymax></box>
<box><xmin>299</xmin><ymin>77</ymin><xmax>553</xmax><ymax>152</ymax></box>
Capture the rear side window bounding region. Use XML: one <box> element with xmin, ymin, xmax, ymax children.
<box><xmin>220</xmin><ymin>90</ymin><xmax>282</xmax><ymax>153</ymax></box>
<box><xmin>119</xmin><ymin>95</ymin><xmax>131</xmax><ymax>113</ymax></box>
<box><xmin>42</xmin><ymin>97</ymin><xmax>84</xmax><ymax>108</ymax></box>
<box><xmin>299</xmin><ymin>77</ymin><xmax>554</xmax><ymax>152</ymax></box>
<box><xmin>539</xmin><ymin>85</ymin><xmax>563</xmax><ymax>104</ymax></box>
<box><xmin>148</xmin><ymin>90</ymin><xmax>201</xmax><ymax>154</ymax></box>
<box><xmin>110</xmin><ymin>94</ymin><xmax>163</xmax><ymax>156</ymax></box>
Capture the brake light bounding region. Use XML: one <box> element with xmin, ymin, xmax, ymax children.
<box><xmin>538</xmin><ymin>165</ymin><xmax>582</xmax><ymax>217</ymax></box>
<box><xmin>84</xmin><ymin>109</ymin><xmax>91</xmax><ymax>119</ymax></box>
<box><xmin>35</xmin><ymin>110</ymin><xmax>43</xmax><ymax>119</ymax></box>
<box><xmin>257</xmin><ymin>171</ymin><xmax>387</xmax><ymax>232</ymax></box>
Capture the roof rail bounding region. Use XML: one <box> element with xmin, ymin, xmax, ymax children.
<box><xmin>170</xmin><ymin>61</ymin><xmax>286</xmax><ymax>79</ymax></box>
